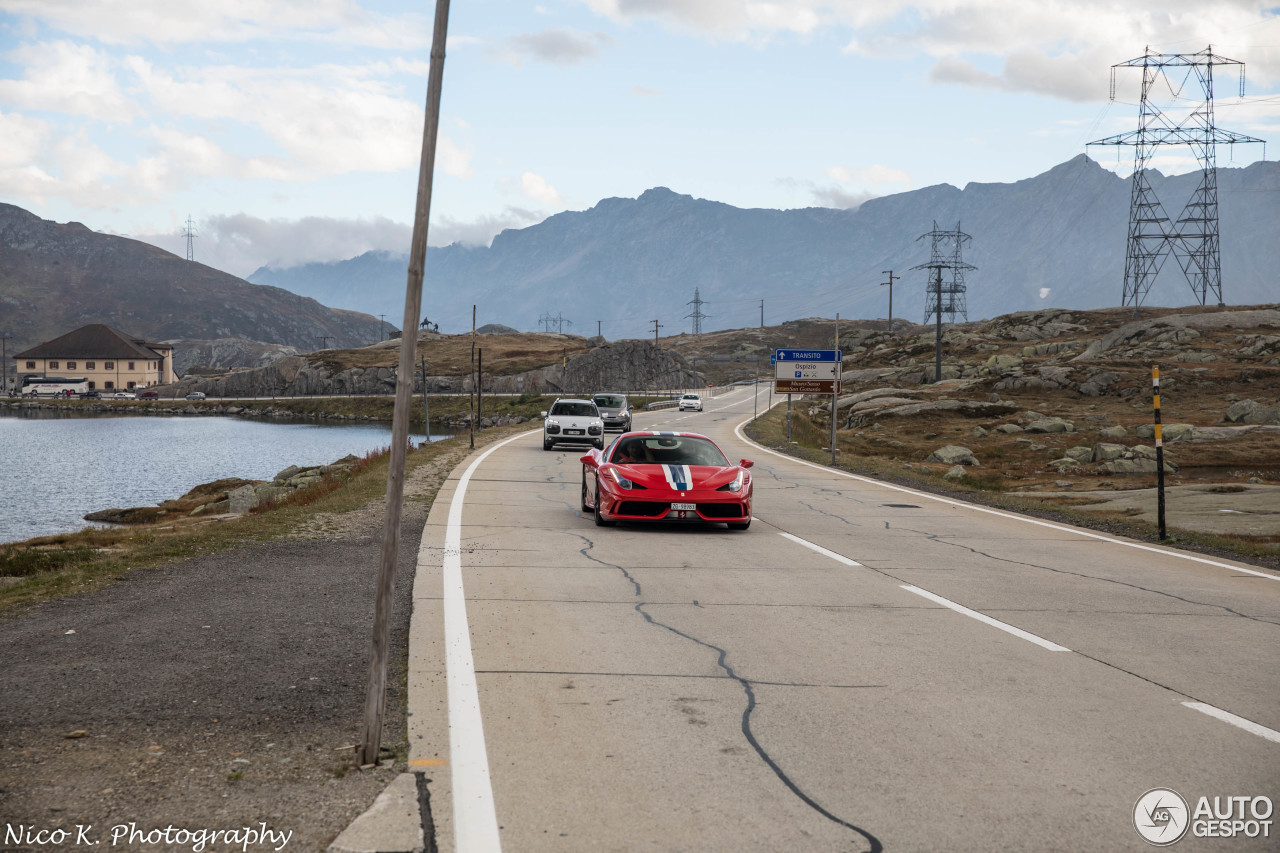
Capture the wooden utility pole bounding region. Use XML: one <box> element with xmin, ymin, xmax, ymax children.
<box><xmin>881</xmin><ymin>270</ymin><xmax>897</xmax><ymax>331</ymax></box>
<box><xmin>420</xmin><ymin>354</ymin><xmax>430</xmax><ymax>443</ymax></box>
<box><xmin>831</xmin><ymin>313</ymin><xmax>839</xmax><ymax>464</ymax></box>
<box><xmin>469</xmin><ymin>304</ymin><xmax>475</xmax><ymax>449</ymax></box>
<box><xmin>359</xmin><ymin>0</ymin><xmax>451</xmax><ymax>768</ymax></box>
<box><xmin>477</xmin><ymin>348</ymin><xmax>483</xmax><ymax>430</ymax></box>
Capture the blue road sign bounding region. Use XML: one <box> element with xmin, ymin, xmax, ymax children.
<box><xmin>774</xmin><ymin>348</ymin><xmax>841</xmax><ymax>362</ymax></box>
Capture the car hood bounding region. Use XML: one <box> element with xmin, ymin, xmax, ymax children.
<box><xmin>610</xmin><ymin>463</ymin><xmax>740</xmax><ymax>492</ymax></box>
<box><xmin>549</xmin><ymin>415</ymin><xmax>598</xmax><ymax>428</ymax></box>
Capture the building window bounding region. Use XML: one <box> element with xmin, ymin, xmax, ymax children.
<box><xmin>126</xmin><ymin>382</ymin><xmax>135</xmax><ymax>389</ymax></box>
<box><xmin>88</xmin><ymin>382</ymin><xmax>96</xmax><ymax>389</ymax></box>
<box><xmin>128</xmin><ymin>361</ymin><xmax>135</xmax><ymax>370</ymax></box>
<box><xmin>25</xmin><ymin>361</ymin><xmax>34</xmax><ymax>369</ymax></box>
<box><xmin>105</xmin><ymin>362</ymin><xmax>114</xmax><ymax>369</ymax></box>
<box><xmin>86</xmin><ymin>362</ymin><xmax>95</xmax><ymax>369</ymax></box>
<box><xmin>105</xmin><ymin>381</ymin><xmax>115</xmax><ymax>389</ymax></box>
<box><xmin>67</xmin><ymin>361</ymin><xmax>76</xmax><ymax>369</ymax></box>
<box><xmin>49</xmin><ymin>361</ymin><xmax>59</xmax><ymax>369</ymax></box>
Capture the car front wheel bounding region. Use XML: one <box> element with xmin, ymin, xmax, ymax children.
<box><xmin>594</xmin><ymin>488</ymin><xmax>615</xmax><ymax>527</ymax></box>
<box><xmin>581</xmin><ymin>476</ymin><xmax>592</xmax><ymax>512</ymax></box>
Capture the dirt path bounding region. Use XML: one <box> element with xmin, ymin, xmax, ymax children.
<box><xmin>0</xmin><ymin>437</ymin><xmax>482</xmax><ymax>852</ymax></box>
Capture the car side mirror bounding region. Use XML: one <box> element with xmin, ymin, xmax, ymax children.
<box><xmin>539</xmin><ymin>411</ymin><xmax>548</xmax><ymax>418</ymax></box>
<box><xmin>740</xmin><ymin>459</ymin><xmax>754</xmax><ymax>469</ymax></box>
<box><xmin>580</xmin><ymin>453</ymin><xmax>599</xmax><ymax>468</ymax></box>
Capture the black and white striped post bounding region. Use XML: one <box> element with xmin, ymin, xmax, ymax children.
<box><xmin>1153</xmin><ymin>364</ymin><xmax>1167</xmax><ymax>540</ymax></box>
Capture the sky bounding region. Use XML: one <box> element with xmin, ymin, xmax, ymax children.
<box><xmin>2</xmin><ymin>0</ymin><xmax>1278</xmax><ymax>284</ymax></box>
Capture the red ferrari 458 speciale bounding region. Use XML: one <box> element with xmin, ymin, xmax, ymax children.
<box><xmin>580</xmin><ymin>431</ymin><xmax>753</xmax><ymax>529</ymax></box>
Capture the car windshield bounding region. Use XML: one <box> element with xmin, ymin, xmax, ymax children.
<box><xmin>593</xmin><ymin>395</ymin><xmax>625</xmax><ymax>408</ymax></box>
<box><xmin>550</xmin><ymin>402</ymin><xmax>598</xmax><ymax>417</ymax></box>
<box><xmin>609</xmin><ymin>436</ymin><xmax>728</xmax><ymax>467</ymax></box>
<box><xmin>683</xmin><ymin>394</ymin><xmax>699</xmax><ymax>400</ymax></box>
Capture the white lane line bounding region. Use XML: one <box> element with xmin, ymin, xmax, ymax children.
<box><xmin>777</xmin><ymin>530</ymin><xmax>1066</xmax><ymax>651</ymax></box>
<box><xmin>1182</xmin><ymin>701</ymin><xmax>1280</xmax><ymax>744</ymax></box>
<box><xmin>444</xmin><ymin>429</ymin><xmax>537</xmax><ymax>853</ymax></box>
<box><xmin>733</xmin><ymin>416</ymin><xmax>1280</xmax><ymax>583</ymax></box>
<box><xmin>900</xmin><ymin>584</ymin><xmax>1072</xmax><ymax>652</ymax></box>
<box><xmin>779</xmin><ymin>532</ymin><xmax>864</xmax><ymax>566</ymax></box>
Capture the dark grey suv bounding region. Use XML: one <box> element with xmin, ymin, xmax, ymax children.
<box><xmin>592</xmin><ymin>393</ymin><xmax>632</xmax><ymax>432</ymax></box>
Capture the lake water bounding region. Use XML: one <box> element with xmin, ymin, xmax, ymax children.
<box><xmin>0</xmin><ymin>411</ymin><xmax>450</xmax><ymax>545</ymax></box>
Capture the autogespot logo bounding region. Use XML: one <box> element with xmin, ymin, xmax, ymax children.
<box><xmin>1135</xmin><ymin>788</ymin><xmax>1191</xmax><ymax>846</ymax></box>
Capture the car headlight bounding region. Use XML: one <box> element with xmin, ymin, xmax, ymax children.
<box><xmin>718</xmin><ymin>471</ymin><xmax>746</xmax><ymax>493</ymax></box>
<box><xmin>608</xmin><ymin>468</ymin><xmax>636</xmax><ymax>490</ymax></box>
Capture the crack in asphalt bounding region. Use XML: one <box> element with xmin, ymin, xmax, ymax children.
<box><xmin>798</xmin><ymin>500</ymin><xmax>858</xmax><ymax>527</ymax></box>
<box><xmin>889</xmin><ymin>523</ymin><xmax>1280</xmax><ymax>628</ymax></box>
<box><xmin>569</xmin><ymin>530</ymin><xmax>883</xmax><ymax>853</ymax></box>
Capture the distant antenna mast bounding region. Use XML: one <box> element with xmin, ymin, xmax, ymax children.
<box><xmin>685</xmin><ymin>287</ymin><xmax>709</xmax><ymax>336</ymax></box>
<box><xmin>1087</xmin><ymin>46</ymin><xmax>1265</xmax><ymax>308</ymax></box>
<box><xmin>182</xmin><ymin>215</ymin><xmax>197</xmax><ymax>262</ymax></box>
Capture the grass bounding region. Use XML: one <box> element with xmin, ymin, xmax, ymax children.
<box><xmin>744</xmin><ymin>404</ymin><xmax>1280</xmax><ymax>570</ymax></box>
<box><xmin>0</xmin><ymin>424</ymin><xmax>532</xmax><ymax>612</ymax></box>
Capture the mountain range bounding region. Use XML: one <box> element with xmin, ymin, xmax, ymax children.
<box><xmin>249</xmin><ymin>155</ymin><xmax>1280</xmax><ymax>338</ymax></box>
<box><xmin>0</xmin><ymin>203</ymin><xmax>385</xmax><ymax>361</ymax></box>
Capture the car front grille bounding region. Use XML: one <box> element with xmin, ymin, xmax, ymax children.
<box><xmin>696</xmin><ymin>503</ymin><xmax>744</xmax><ymax>519</ymax></box>
<box><xmin>616</xmin><ymin>501</ymin><xmax>671</xmax><ymax>517</ymax></box>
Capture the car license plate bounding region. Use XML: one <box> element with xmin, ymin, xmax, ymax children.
<box><xmin>671</xmin><ymin>502</ymin><xmax>695</xmax><ymax>511</ymax></box>
<box><xmin>565</xmin><ymin>429</ymin><xmax>583</xmax><ymax>435</ymax></box>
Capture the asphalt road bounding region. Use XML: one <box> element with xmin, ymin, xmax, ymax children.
<box><xmin>408</xmin><ymin>386</ymin><xmax>1280</xmax><ymax>852</ymax></box>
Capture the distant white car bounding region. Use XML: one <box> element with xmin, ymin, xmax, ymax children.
<box><xmin>109</xmin><ymin>391</ymin><xmax>135</xmax><ymax>399</ymax></box>
<box><xmin>678</xmin><ymin>393</ymin><xmax>703</xmax><ymax>412</ymax></box>
<box><xmin>186</xmin><ymin>391</ymin><xmax>207</xmax><ymax>400</ymax></box>
<box><xmin>541</xmin><ymin>398</ymin><xmax>605</xmax><ymax>450</ymax></box>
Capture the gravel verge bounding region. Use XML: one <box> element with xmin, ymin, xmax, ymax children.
<box><xmin>0</xmin><ymin>436</ymin><xmax>486</xmax><ymax>852</ymax></box>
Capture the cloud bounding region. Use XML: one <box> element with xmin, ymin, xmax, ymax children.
<box><xmin>1</xmin><ymin>0</ymin><xmax>432</xmax><ymax>49</ymax></box>
<box><xmin>129</xmin><ymin>213</ymin><xmax>415</xmax><ymax>277</ymax></box>
<box><xmin>431</xmin><ymin>207</ymin><xmax>548</xmax><ymax>247</ymax></box>
<box><xmin>577</xmin><ymin>1</ymin><xmax>1280</xmax><ymax>100</ymax></box>
<box><xmin>0</xmin><ymin>40</ymin><xmax>141</xmax><ymax>120</ymax></box>
<box><xmin>502</xmin><ymin>28</ymin><xmax>613</xmax><ymax>66</ymax></box>
<box><xmin>809</xmin><ymin>186</ymin><xmax>877</xmax><ymax>209</ymax></box>
<box><xmin>631</xmin><ymin>85</ymin><xmax>662</xmax><ymax>97</ymax></box>
<box><xmin>520</xmin><ymin>172</ymin><xmax>563</xmax><ymax>205</ymax></box>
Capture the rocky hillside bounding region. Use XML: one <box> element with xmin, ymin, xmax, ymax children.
<box><xmin>165</xmin><ymin>331</ymin><xmax>703</xmax><ymax>398</ymax></box>
<box><xmin>799</xmin><ymin>303</ymin><xmax>1280</xmax><ymax>492</ymax></box>
<box><xmin>250</xmin><ymin>156</ymin><xmax>1280</xmax><ymax>336</ymax></box>
<box><xmin>0</xmin><ymin>204</ymin><xmax>385</xmax><ymax>361</ymax></box>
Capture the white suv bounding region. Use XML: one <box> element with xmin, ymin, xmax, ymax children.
<box><xmin>542</xmin><ymin>398</ymin><xmax>605</xmax><ymax>450</ymax></box>
<box><xmin>678</xmin><ymin>393</ymin><xmax>703</xmax><ymax>412</ymax></box>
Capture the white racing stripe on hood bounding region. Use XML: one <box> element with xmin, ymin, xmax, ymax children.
<box><xmin>662</xmin><ymin>464</ymin><xmax>692</xmax><ymax>491</ymax></box>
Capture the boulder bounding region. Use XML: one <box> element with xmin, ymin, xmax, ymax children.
<box><xmin>944</xmin><ymin>465</ymin><xmax>967</xmax><ymax>480</ymax></box>
<box><xmin>971</xmin><ymin>426</ymin><xmax>989</xmax><ymax>438</ymax></box>
<box><xmin>981</xmin><ymin>354</ymin><xmax>1024</xmax><ymax>376</ymax></box>
<box><xmin>1063</xmin><ymin>446</ymin><xmax>1093</xmax><ymax>462</ymax></box>
<box><xmin>1098</xmin><ymin>458</ymin><xmax>1177</xmax><ymax>474</ymax></box>
<box><xmin>1098</xmin><ymin>425</ymin><xmax>1128</xmax><ymax>439</ymax></box>
<box><xmin>994</xmin><ymin>423</ymin><xmax>1024</xmax><ymax>434</ymax></box>
<box><xmin>1025</xmin><ymin>417</ymin><xmax>1075</xmax><ymax>433</ymax></box>
<box><xmin>1224</xmin><ymin>399</ymin><xmax>1280</xmax><ymax>425</ymax></box>
<box><xmin>1078</xmin><ymin>371</ymin><xmax>1120</xmax><ymax>397</ymax></box>
<box><xmin>846</xmin><ymin>398</ymin><xmax>1016</xmax><ymax>429</ymax></box>
<box><xmin>926</xmin><ymin>445</ymin><xmax>979</xmax><ymax>466</ymax></box>
<box><xmin>1136</xmin><ymin>423</ymin><xmax>1194</xmax><ymax>442</ymax></box>
<box><xmin>1092</xmin><ymin>443</ymin><xmax>1128</xmax><ymax>462</ymax></box>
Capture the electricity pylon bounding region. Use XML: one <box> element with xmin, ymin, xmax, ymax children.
<box><xmin>1088</xmin><ymin>46</ymin><xmax>1265</xmax><ymax>308</ymax></box>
